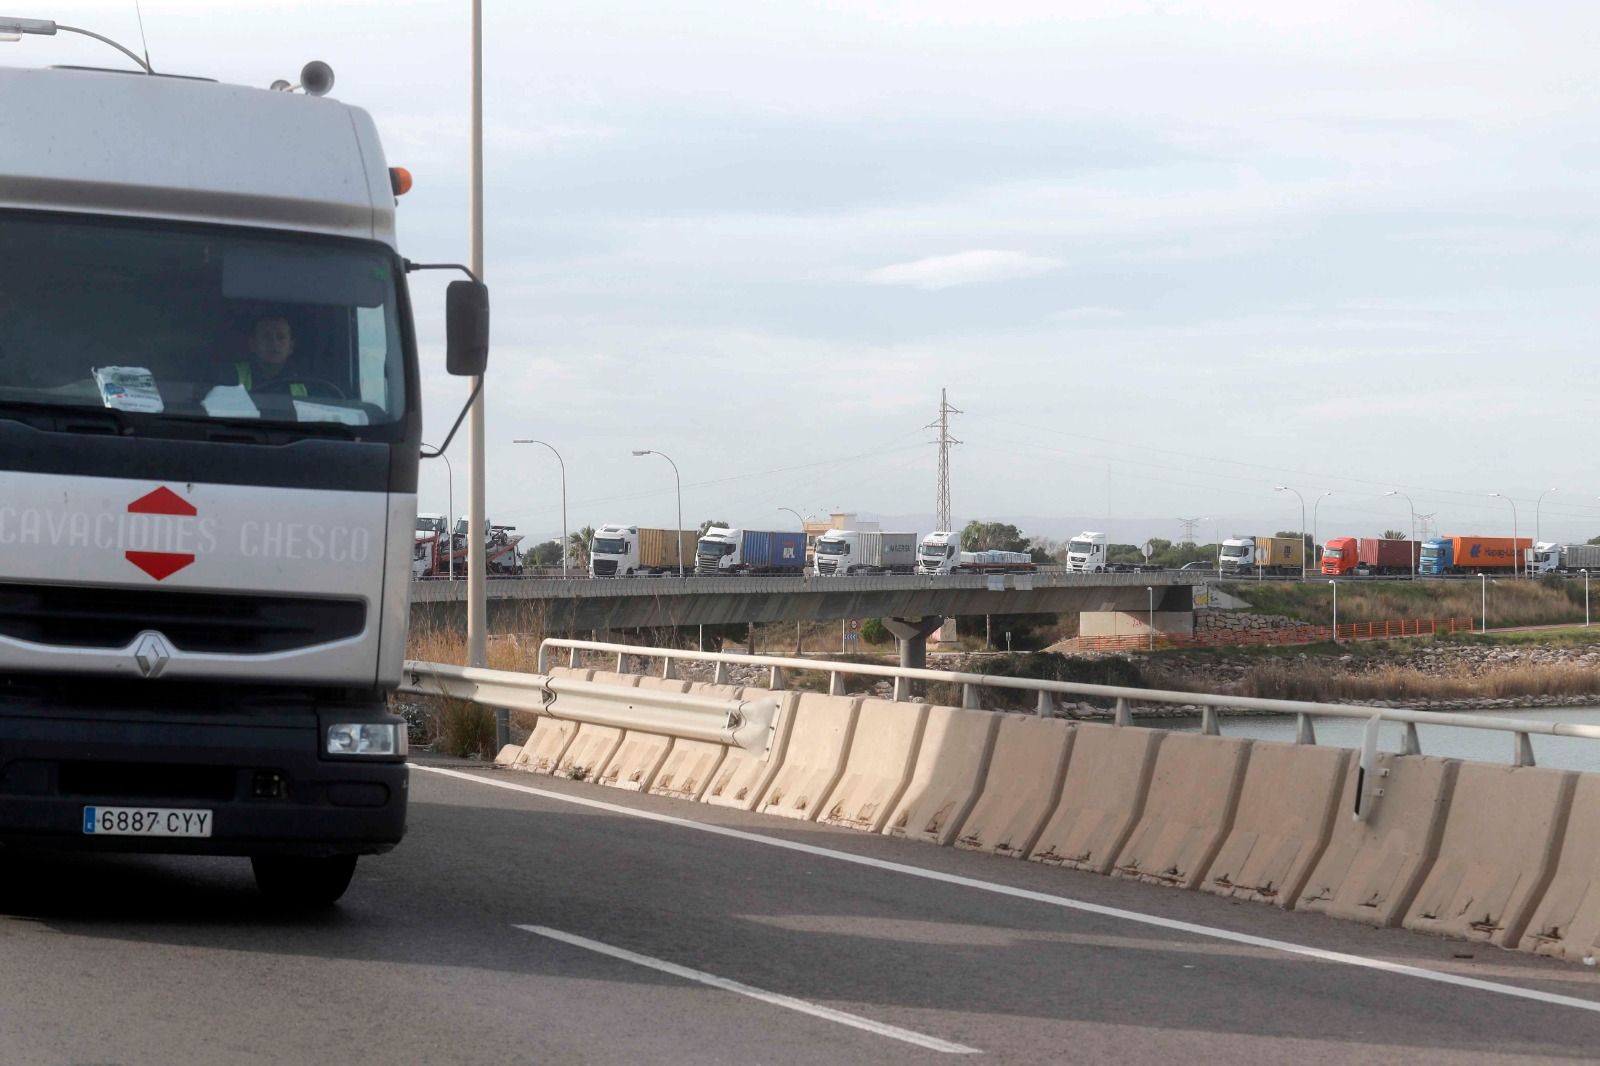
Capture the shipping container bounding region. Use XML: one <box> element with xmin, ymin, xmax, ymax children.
<box><xmin>637</xmin><ymin>528</ymin><xmax>700</xmax><ymax>571</ymax></box>
<box><xmin>696</xmin><ymin>527</ymin><xmax>807</xmax><ymax>574</ymax></box>
<box><xmin>1359</xmin><ymin>538</ymin><xmax>1420</xmax><ymax>574</ymax></box>
<box><xmin>1418</xmin><ymin>535</ymin><xmax>1531</xmax><ymax>575</ymax></box>
<box><xmin>814</xmin><ymin>530</ymin><xmax>919</xmax><ymax>574</ymax></box>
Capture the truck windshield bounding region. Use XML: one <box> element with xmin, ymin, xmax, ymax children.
<box><xmin>592</xmin><ymin>538</ymin><xmax>625</xmax><ymax>554</ymax></box>
<box><xmin>1421</xmin><ymin>547</ymin><xmax>1440</xmax><ymax>559</ymax></box>
<box><xmin>816</xmin><ymin>540</ymin><xmax>848</xmax><ymax>555</ymax></box>
<box><xmin>1221</xmin><ymin>545</ymin><xmax>1248</xmax><ymax>557</ymax></box>
<box><xmin>1068</xmin><ymin>540</ymin><xmax>1094</xmax><ymax>554</ymax></box>
<box><xmin>1323</xmin><ymin>548</ymin><xmax>1343</xmax><ymax>559</ymax></box>
<box><xmin>416</xmin><ymin>517</ymin><xmax>446</xmax><ymax>534</ymax></box>
<box><xmin>0</xmin><ymin>212</ymin><xmax>408</xmax><ymax>430</ymax></box>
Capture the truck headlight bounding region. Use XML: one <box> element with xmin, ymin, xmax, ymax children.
<box><xmin>327</xmin><ymin>722</ymin><xmax>405</xmax><ymax>756</ymax></box>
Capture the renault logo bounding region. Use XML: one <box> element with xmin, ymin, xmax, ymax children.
<box><xmin>132</xmin><ymin>632</ymin><xmax>173</xmax><ymax>679</ymax></box>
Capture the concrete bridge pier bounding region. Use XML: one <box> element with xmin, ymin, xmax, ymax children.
<box><xmin>882</xmin><ymin>615</ymin><xmax>945</xmax><ymax>700</ymax></box>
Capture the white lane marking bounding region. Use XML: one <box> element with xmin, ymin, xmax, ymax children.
<box><xmin>414</xmin><ymin>764</ymin><xmax>1600</xmax><ymax>1017</ymax></box>
<box><xmin>516</xmin><ymin>924</ymin><xmax>982</xmax><ymax>1055</ymax></box>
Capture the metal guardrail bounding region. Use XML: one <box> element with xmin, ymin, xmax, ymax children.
<box><xmin>400</xmin><ymin>660</ymin><xmax>780</xmax><ymax>756</ymax></box>
<box><xmin>537</xmin><ymin>638</ymin><xmax>1600</xmax><ymax>769</ymax></box>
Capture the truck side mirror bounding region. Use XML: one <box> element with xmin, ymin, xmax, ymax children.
<box><xmin>445</xmin><ymin>280</ymin><xmax>490</xmax><ymax>376</ymax></box>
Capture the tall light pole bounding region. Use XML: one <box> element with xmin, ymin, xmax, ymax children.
<box><xmin>1585</xmin><ymin>570</ymin><xmax>1591</xmax><ymax>628</ymax></box>
<box><xmin>1146</xmin><ymin>586</ymin><xmax>1155</xmax><ymax>651</ymax></box>
<box><xmin>1311</xmin><ymin>491</ymin><xmax>1333</xmax><ymax>573</ymax></box>
<box><xmin>466</xmin><ymin>0</ymin><xmax>488</xmax><ymax>673</ymax></box>
<box><xmin>1329</xmin><ymin>579</ymin><xmax>1338</xmax><ymax>643</ymax></box>
<box><xmin>1479</xmin><ymin>572</ymin><xmax>1488</xmax><ymax>633</ymax></box>
<box><xmin>1489</xmin><ymin>492</ymin><xmax>1520</xmax><ymax>577</ymax></box>
<box><xmin>422</xmin><ymin>443</ymin><xmax>455</xmax><ymax>581</ymax></box>
<box><xmin>1535</xmin><ymin>488</ymin><xmax>1559</xmax><ymax>565</ymax></box>
<box><xmin>633</xmin><ymin>450</ymin><xmax>684</xmax><ymax>577</ymax></box>
<box><xmin>1274</xmin><ymin>485</ymin><xmax>1307</xmax><ymax>579</ymax></box>
<box><xmin>778</xmin><ymin>507</ymin><xmax>806</xmax><ymax>529</ymax></box>
<box><xmin>1384</xmin><ymin>490</ymin><xmax>1417</xmax><ymax>581</ymax></box>
<box><xmin>512</xmin><ymin>439</ymin><xmax>568</xmax><ymax>577</ymax></box>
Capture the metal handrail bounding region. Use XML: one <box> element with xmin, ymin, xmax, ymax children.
<box><xmin>401</xmin><ymin>660</ymin><xmax>780</xmax><ymax>756</ymax></box>
<box><xmin>537</xmin><ymin>638</ymin><xmax>1600</xmax><ymax>767</ymax></box>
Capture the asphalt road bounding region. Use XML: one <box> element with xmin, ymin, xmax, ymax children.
<box><xmin>3</xmin><ymin>760</ymin><xmax>1600</xmax><ymax>1064</ymax></box>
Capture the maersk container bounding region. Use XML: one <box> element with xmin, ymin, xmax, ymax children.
<box><xmin>739</xmin><ymin>529</ymin><xmax>807</xmax><ymax>573</ymax></box>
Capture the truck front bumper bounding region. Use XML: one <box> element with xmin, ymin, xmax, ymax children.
<box><xmin>0</xmin><ymin>696</ymin><xmax>405</xmax><ymax>858</ymax></box>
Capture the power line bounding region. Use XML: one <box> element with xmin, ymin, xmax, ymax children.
<box><xmin>1177</xmin><ymin>517</ymin><xmax>1202</xmax><ymax>546</ymax></box>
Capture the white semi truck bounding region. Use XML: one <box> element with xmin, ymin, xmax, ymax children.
<box><xmin>812</xmin><ymin>530</ymin><xmax>918</xmax><ymax>575</ymax></box>
<box><xmin>1065</xmin><ymin>531</ymin><xmax>1109</xmax><ymax>573</ymax></box>
<box><xmin>0</xmin><ymin>38</ymin><xmax>488</xmax><ymax>905</ymax></box>
<box><xmin>1526</xmin><ymin>542</ymin><xmax>1600</xmax><ymax>575</ymax></box>
<box><xmin>916</xmin><ymin>532</ymin><xmax>1035</xmax><ymax>575</ymax></box>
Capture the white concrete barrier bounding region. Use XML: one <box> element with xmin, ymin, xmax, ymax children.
<box><xmin>650</xmin><ymin>682</ymin><xmax>747</xmax><ymax>802</ymax></box>
<box><xmin>884</xmin><ymin>705</ymin><xmax>1000</xmax><ymax>846</ymax></box>
<box><xmin>954</xmin><ymin>715</ymin><xmax>1074</xmax><ymax>858</ymax></box>
<box><xmin>1519</xmin><ymin>771</ymin><xmax>1600</xmax><ymax>961</ymax></box>
<box><xmin>1112</xmin><ymin>733</ymin><xmax>1251</xmax><ymax>890</ymax></box>
<box><xmin>1403</xmin><ymin>763</ymin><xmax>1576</xmax><ymax>948</ymax></box>
<box><xmin>755</xmin><ymin>693</ymin><xmax>862</xmax><ymax>821</ymax></box>
<box><xmin>1296</xmin><ymin>754</ymin><xmax>1457</xmax><ymax>927</ymax></box>
<box><xmin>1202</xmin><ymin>741</ymin><xmax>1350</xmax><ymax>907</ymax></box>
<box><xmin>702</xmin><ymin>691</ymin><xmax>800</xmax><ymax>811</ymax></box>
<box><xmin>818</xmin><ymin>699</ymin><xmax>930</xmax><ymax>833</ymax></box>
<box><xmin>595</xmin><ymin>677</ymin><xmax>691</xmax><ymax>791</ymax></box>
<box><xmin>1028</xmin><ymin>724</ymin><xmax>1163</xmax><ymax>874</ymax></box>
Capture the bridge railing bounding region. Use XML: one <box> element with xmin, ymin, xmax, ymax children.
<box><xmin>535</xmin><ymin>638</ymin><xmax>1600</xmax><ymax>768</ymax></box>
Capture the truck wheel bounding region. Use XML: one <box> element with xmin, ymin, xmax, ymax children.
<box><xmin>625</xmin><ymin>568</ymin><xmax>635</xmax><ymax>576</ymax></box>
<box><xmin>251</xmin><ymin>854</ymin><xmax>358</xmax><ymax>909</ymax></box>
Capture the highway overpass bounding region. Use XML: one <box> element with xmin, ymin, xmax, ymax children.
<box><xmin>409</xmin><ymin>570</ymin><xmax>1205</xmax><ymax>632</ymax></box>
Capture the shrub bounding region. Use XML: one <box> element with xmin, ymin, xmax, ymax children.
<box><xmin>859</xmin><ymin>618</ymin><xmax>889</xmax><ymax>645</ymax></box>
<box><xmin>439</xmin><ymin>697</ymin><xmax>497</xmax><ymax>758</ymax></box>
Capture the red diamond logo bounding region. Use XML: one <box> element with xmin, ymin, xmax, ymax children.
<box><xmin>125</xmin><ymin>487</ymin><xmax>198</xmax><ymax>580</ymax></box>
<box><xmin>128</xmin><ymin>486</ymin><xmax>197</xmax><ymax>517</ymax></box>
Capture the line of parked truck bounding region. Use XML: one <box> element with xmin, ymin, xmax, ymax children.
<box><xmin>583</xmin><ymin>524</ymin><xmax>1036</xmax><ymax>577</ymax></box>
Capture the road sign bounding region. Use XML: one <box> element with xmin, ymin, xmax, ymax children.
<box><xmin>849</xmin><ymin>618</ymin><xmax>859</xmax><ymax>631</ymax></box>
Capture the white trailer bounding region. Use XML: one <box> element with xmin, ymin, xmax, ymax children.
<box><xmin>813</xmin><ymin>530</ymin><xmax>918</xmax><ymax>575</ymax></box>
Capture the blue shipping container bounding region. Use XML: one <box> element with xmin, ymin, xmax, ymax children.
<box><xmin>741</xmin><ymin>529</ymin><xmax>807</xmax><ymax>571</ymax></box>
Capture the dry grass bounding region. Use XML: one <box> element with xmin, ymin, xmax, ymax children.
<box><xmin>1231</xmin><ymin>577</ymin><xmax>1585</xmax><ymax>628</ymax></box>
<box><xmin>1235</xmin><ymin>660</ymin><xmax>1600</xmax><ymax>703</ymax></box>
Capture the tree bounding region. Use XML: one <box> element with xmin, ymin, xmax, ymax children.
<box><xmin>568</xmin><ymin>525</ymin><xmax>595</xmax><ymax>569</ymax></box>
<box><xmin>1382</xmin><ymin>530</ymin><xmax>1407</xmax><ymax>540</ymax></box>
<box><xmin>699</xmin><ymin>518</ymin><xmax>730</xmax><ymax>536</ymax></box>
<box><xmin>960</xmin><ymin>520</ymin><xmax>1030</xmax><ymax>553</ymax></box>
<box><xmin>523</xmin><ymin>539</ymin><xmax>562</xmax><ymax>568</ymax></box>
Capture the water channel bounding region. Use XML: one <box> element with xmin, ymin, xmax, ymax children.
<box><xmin>1158</xmin><ymin>706</ymin><xmax>1600</xmax><ymax>771</ymax></box>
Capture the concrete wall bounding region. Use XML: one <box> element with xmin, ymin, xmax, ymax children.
<box><xmin>1079</xmin><ymin>611</ymin><xmax>1195</xmax><ymax>638</ymax></box>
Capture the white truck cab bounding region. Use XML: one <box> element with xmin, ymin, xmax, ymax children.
<box><xmin>1065</xmin><ymin>531</ymin><xmax>1109</xmax><ymax>573</ymax></box>
<box><xmin>589</xmin><ymin>523</ymin><xmax>639</xmax><ymax>577</ymax></box>
<box><xmin>917</xmin><ymin>531</ymin><xmax>960</xmax><ymax>575</ymax></box>
<box><xmin>0</xmin><ymin>51</ymin><xmax>488</xmax><ymax>905</ymax></box>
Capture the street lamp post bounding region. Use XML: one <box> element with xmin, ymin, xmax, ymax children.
<box><xmin>422</xmin><ymin>443</ymin><xmax>455</xmax><ymax>581</ymax></box>
<box><xmin>1488</xmin><ymin>492</ymin><xmax>1520</xmax><ymax>577</ymax></box>
<box><xmin>1274</xmin><ymin>485</ymin><xmax>1307</xmax><ymax>579</ymax></box>
<box><xmin>1146</xmin><ymin>586</ymin><xmax>1155</xmax><ymax>652</ymax></box>
<box><xmin>1384</xmin><ymin>490</ymin><xmax>1417</xmax><ymax>581</ymax></box>
<box><xmin>778</xmin><ymin>507</ymin><xmax>805</xmax><ymax>530</ymax></box>
<box><xmin>1311</xmin><ymin>491</ymin><xmax>1333</xmax><ymax>573</ymax></box>
<box><xmin>1585</xmin><ymin>569</ymin><xmax>1591</xmax><ymax>627</ymax></box>
<box><xmin>1479</xmin><ymin>572</ymin><xmax>1488</xmax><ymax>633</ymax></box>
<box><xmin>512</xmin><ymin>439</ymin><xmax>568</xmax><ymax>577</ymax></box>
<box><xmin>1329</xmin><ymin>579</ymin><xmax>1338</xmax><ymax>642</ymax></box>
<box><xmin>1534</xmin><ymin>488</ymin><xmax>1559</xmax><ymax>570</ymax></box>
<box><xmin>633</xmin><ymin>450</ymin><xmax>684</xmax><ymax>577</ymax></box>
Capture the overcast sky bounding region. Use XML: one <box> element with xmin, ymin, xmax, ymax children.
<box><xmin>22</xmin><ymin>2</ymin><xmax>1600</xmax><ymax>546</ymax></box>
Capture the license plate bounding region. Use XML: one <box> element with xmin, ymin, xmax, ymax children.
<box><xmin>82</xmin><ymin>806</ymin><xmax>213</xmax><ymax>838</ymax></box>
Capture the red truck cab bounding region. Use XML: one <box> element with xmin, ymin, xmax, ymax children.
<box><xmin>1321</xmin><ymin>536</ymin><xmax>1357</xmax><ymax>576</ymax></box>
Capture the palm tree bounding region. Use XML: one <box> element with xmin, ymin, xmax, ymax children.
<box><xmin>568</xmin><ymin>525</ymin><xmax>595</xmax><ymax>570</ymax></box>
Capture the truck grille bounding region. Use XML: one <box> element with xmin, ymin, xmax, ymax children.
<box><xmin>818</xmin><ymin>559</ymin><xmax>837</xmax><ymax>574</ymax></box>
<box><xmin>592</xmin><ymin>559</ymin><xmax>618</xmax><ymax>577</ymax></box>
<box><xmin>0</xmin><ymin>583</ymin><xmax>365</xmax><ymax>655</ymax></box>
<box><xmin>695</xmin><ymin>551</ymin><xmax>720</xmax><ymax>575</ymax></box>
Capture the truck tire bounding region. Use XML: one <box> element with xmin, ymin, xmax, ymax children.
<box><xmin>251</xmin><ymin>854</ymin><xmax>358</xmax><ymax>909</ymax></box>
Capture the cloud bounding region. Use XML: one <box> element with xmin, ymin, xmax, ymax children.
<box><xmin>1051</xmin><ymin>306</ymin><xmax>1126</xmax><ymax>322</ymax></box>
<box><xmin>866</xmin><ymin>249</ymin><xmax>1061</xmax><ymax>290</ymax></box>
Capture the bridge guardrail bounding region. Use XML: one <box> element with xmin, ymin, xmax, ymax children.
<box><xmin>535</xmin><ymin>638</ymin><xmax>1600</xmax><ymax>768</ymax></box>
<box><xmin>399</xmin><ymin>660</ymin><xmax>780</xmax><ymax>756</ymax></box>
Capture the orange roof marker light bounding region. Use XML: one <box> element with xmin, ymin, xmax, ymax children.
<box><xmin>389</xmin><ymin>167</ymin><xmax>413</xmax><ymax>196</ymax></box>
